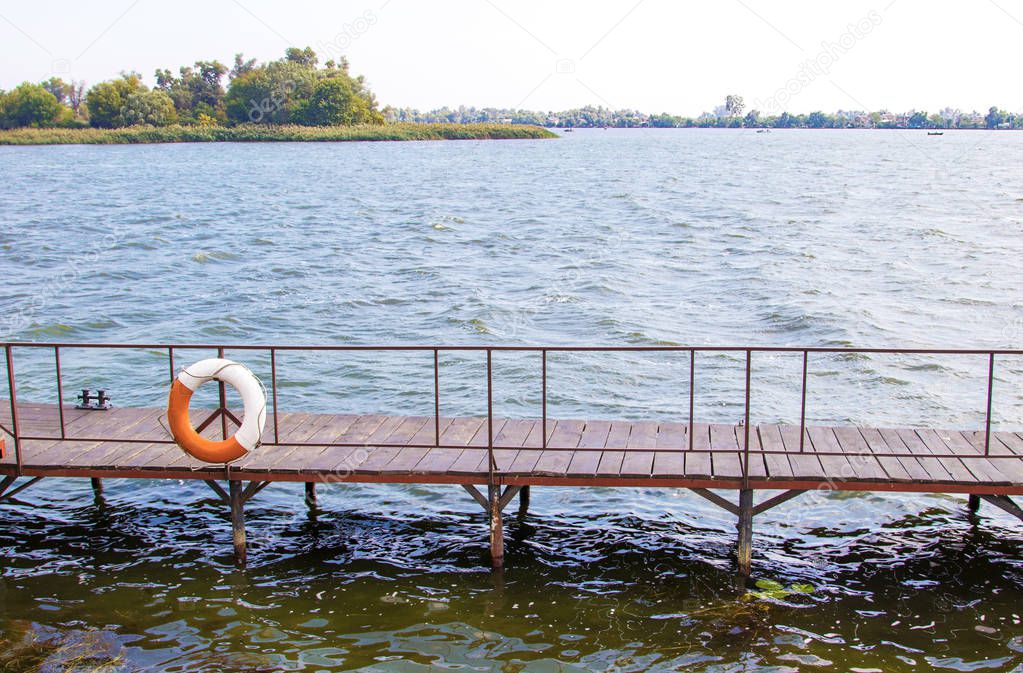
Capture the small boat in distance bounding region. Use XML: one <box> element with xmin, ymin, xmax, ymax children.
<box><xmin>756</xmin><ymin>129</ymin><xmax>770</xmax><ymax>134</ymax></box>
<box><xmin>927</xmin><ymin>131</ymin><xmax>944</xmax><ymax>136</ymax></box>
<box><xmin>563</xmin><ymin>128</ymin><xmax>574</xmax><ymax>132</ymax></box>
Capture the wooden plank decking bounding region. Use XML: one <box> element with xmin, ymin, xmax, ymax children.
<box><xmin>4</xmin><ymin>401</ymin><xmax>1023</xmax><ymax>494</ymax></box>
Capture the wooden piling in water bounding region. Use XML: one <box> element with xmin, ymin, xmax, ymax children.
<box><xmin>737</xmin><ymin>489</ymin><xmax>753</xmax><ymax>577</ymax></box>
<box><xmin>968</xmin><ymin>494</ymin><xmax>981</xmax><ymax>513</ymax></box>
<box><xmin>229</xmin><ymin>481</ymin><xmax>246</xmax><ymax>567</ymax></box>
<box><xmin>489</xmin><ymin>485</ymin><xmax>504</xmax><ymax>568</ymax></box>
<box><xmin>90</xmin><ymin>478</ymin><xmax>103</xmax><ymax>497</ymax></box>
<box><xmin>518</xmin><ymin>485</ymin><xmax>530</xmax><ymax>516</ymax></box>
<box><xmin>305</xmin><ymin>482</ymin><xmax>316</xmax><ymax>509</ymax></box>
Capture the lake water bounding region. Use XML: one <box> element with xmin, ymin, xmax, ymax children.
<box><xmin>2</xmin><ymin>128</ymin><xmax>1023</xmax><ymax>671</ymax></box>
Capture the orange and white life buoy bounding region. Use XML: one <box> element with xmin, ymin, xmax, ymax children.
<box><xmin>167</xmin><ymin>358</ymin><xmax>266</xmax><ymax>463</ymax></box>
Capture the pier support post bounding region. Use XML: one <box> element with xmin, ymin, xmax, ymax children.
<box><xmin>518</xmin><ymin>485</ymin><xmax>530</xmax><ymax>516</ymax></box>
<box><xmin>305</xmin><ymin>482</ymin><xmax>317</xmax><ymax>510</ymax></box>
<box><xmin>90</xmin><ymin>478</ymin><xmax>103</xmax><ymax>497</ymax></box>
<box><xmin>968</xmin><ymin>495</ymin><xmax>981</xmax><ymax>513</ymax></box>
<box><xmin>488</xmin><ymin>485</ymin><xmax>504</xmax><ymax>569</ymax></box>
<box><xmin>229</xmin><ymin>480</ymin><xmax>246</xmax><ymax>568</ymax></box>
<box><xmin>737</xmin><ymin>489</ymin><xmax>754</xmax><ymax>577</ymax></box>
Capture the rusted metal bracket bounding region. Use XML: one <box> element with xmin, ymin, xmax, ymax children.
<box><xmin>195</xmin><ymin>409</ymin><xmax>222</xmax><ymax>434</ymax></box>
<box><xmin>979</xmin><ymin>495</ymin><xmax>1023</xmax><ymax>523</ymax></box>
<box><xmin>462</xmin><ymin>484</ymin><xmax>521</xmax><ymax>514</ymax></box>
<box><xmin>462</xmin><ymin>484</ymin><xmax>490</xmax><ymax>511</ymax></box>
<box><xmin>204</xmin><ymin>480</ymin><xmax>269</xmax><ymax>506</ymax></box>
<box><xmin>498</xmin><ymin>485</ymin><xmax>522</xmax><ymax>511</ymax></box>
<box><xmin>241</xmin><ymin>480</ymin><xmax>270</xmax><ymax>504</ymax></box>
<box><xmin>752</xmin><ymin>490</ymin><xmax>806</xmax><ymax>516</ymax></box>
<box><xmin>690</xmin><ymin>488</ymin><xmax>739</xmax><ymax>515</ymax></box>
<box><xmin>0</xmin><ymin>476</ymin><xmax>44</xmax><ymax>503</ymax></box>
<box><xmin>689</xmin><ymin>488</ymin><xmax>805</xmax><ymax>517</ymax></box>
<box><xmin>195</xmin><ymin>407</ymin><xmax>243</xmax><ymax>434</ymax></box>
<box><xmin>203</xmin><ymin>479</ymin><xmax>230</xmax><ymax>504</ymax></box>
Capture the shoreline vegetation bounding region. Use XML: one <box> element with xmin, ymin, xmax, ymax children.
<box><xmin>392</xmin><ymin>101</ymin><xmax>1023</xmax><ymax>130</ymax></box>
<box><xmin>0</xmin><ymin>123</ymin><xmax>556</xmax><ymax>145</ymax></box>
<box><xmin>1</xmin><ymin>45</ymin><xmax>1018</xmax><ymax>143</ymax></box>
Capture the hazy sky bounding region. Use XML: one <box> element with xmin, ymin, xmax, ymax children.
<box><xmin>1</xmin><ymin>0</ymin><xmax>1020</xmax><ymax>115</ymax></box>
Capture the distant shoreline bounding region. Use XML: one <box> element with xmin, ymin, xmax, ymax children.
<box><xmin>0</xmin><ymin>123</ymin><xmax>557</xmax><ymax>145</ymax></box>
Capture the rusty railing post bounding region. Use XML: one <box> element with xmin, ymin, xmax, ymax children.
<box><xmin>270</xmin><ymin>347</ymin><xmax>279</xmax><ymax>444</ymax></box>
<box><xmin>985</xmin><ymin>352</ymin><xmax>994</xmax><ymax>456</ymax></box>
<box><xmin>689</xmin><ymin>348</ymin><xmax>695</xmax><ymax>452</ymax></box>
<box><xmin>54</xmin><ymin>346</ymin><xmax>66</xmax><ymax>438</ymax></box>
<box><xmin>5</xmin><ymin>345</ymin><xmax>22</xmax><ymax>475</ymax></box>
<box><xmin>217</xmin><ymin>346</ymin><xmax>228</xmax><ymax>440</ymax></box>
<box><xmin>487</xmin><ymin>349</ymin><xmax>495</xmax><ymax>476</ymax></box>
<box><xmin>542</xmin><ymin>349</ymin><xmax>548</xmax><ymax>449</ymax></box>
<box><xmin>799</xmin><ymin>350</ymin><xmax>808</xmax><ymax>452</ymax></box>
<box><xmin>434</xmin><ymin>349</ymin><xmax>440</xmax><ymax>446</ymax></box>
<box><xmin>743</xmin><ymin>349</ymin><xmax>751</xmax><ymax>486</ymax></box>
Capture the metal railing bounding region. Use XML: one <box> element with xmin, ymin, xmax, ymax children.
<box><xmin>2</xmin><ymin>342</ymin><xmax>1022</xmax><ymax>486</ymax></box>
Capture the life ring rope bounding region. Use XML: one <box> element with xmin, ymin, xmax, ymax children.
<box><xmin>167</xmin><ymin>358</ymin><xmax>267</xmax><ymax>464</ymax></box>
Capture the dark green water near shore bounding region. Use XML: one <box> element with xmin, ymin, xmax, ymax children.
<box><xmin>2</xmin><ymin>129</ymin><xmax>1023</xmax><ymax>671</ymax></box>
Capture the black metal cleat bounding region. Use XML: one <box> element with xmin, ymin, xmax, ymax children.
<box><xmin>75</xmin><ymin>389</ymin><xmax>94</xmax><ymax>410</ymax></box>
<box><xmin>95</xmin><ymin>389</ymin><xmax>112</xmax><ymax>410</ymax></box>
<box><xmin>76</xmin><ymin>388</ymin><xmax>111</xmax><ymax>410</ymax></box>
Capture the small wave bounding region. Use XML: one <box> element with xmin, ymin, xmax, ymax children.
<box><xmin>448</xmin><ymin>317</ymin><xmax>492</xmax><ymax>335</ymax></box>
<box><xmin>28</xmin><ymin>322</ymin><xmax>75</xmax><ymax>337</ymax></box>
<box><xmin>905</xmin><ymin>363</ymin><xmax>948</xmax><ymax>373</ymax></box>
<box><xmin>191</xmin><ymin>251</ymin><xmax>239</xmax><ymax>264</ymax></box>
<box><xmin>81</xmin><ymin>318</ymin><xmax>121</xmax><ymax>331</ymax></box>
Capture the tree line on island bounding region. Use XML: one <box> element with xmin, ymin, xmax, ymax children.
<box><xmin>0</xmin><ymin>47</ymin><xmax>383</xmax><ymax>130</ymax></box>
<box><xmin>0</xmin><ymin>53</ymin><xmax>1019</xmax><ymax>132</ymax></box>
<box><xmin>390</xmin><ymin>95</ymin><xmax>1022</xmax><ymax>130</ymax></box>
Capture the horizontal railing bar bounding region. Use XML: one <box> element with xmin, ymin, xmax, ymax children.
<box><xmin>12</xmin><ymin>434</ymin><xmax>1022</xmax><ymax>459</ymax></box>
<box><xmin>3</xmin><ymin>342</ymin><xmax>1023</xmax><ymax>355</ymax></box>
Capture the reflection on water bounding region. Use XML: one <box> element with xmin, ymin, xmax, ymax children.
<box><xmin>2</xmin><ymin>129</ymin><xmax>1023</xmax><ymax>670</ymax></box>
<box><xmin>2</xmin><ymin>480</ymin><xmax>1022</xmax><ymax>671</ymax></box>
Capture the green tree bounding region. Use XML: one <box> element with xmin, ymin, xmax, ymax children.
<box><xmin>807</xmin><ymin>111</ymin><xmax>833</xmax><ymax>128</ymax></box>
<box><xmin>85</xmin><ymin>74</ymin><xmax>146</xmax><ymax>128</ymax></box>
<box><xmin>230</xmin><ymin>53</ymin><xmax>257</xmax><ymax>80</ymax></box>
<box><xmin>0</xmin><ymin>82</ymin><xmax>62</xmax><ymax>128</ymax></box>
<box><xmin>224</xmin><ymin>47</ymin><xmax>381</xmax><ymax>126</ymax></box>
<box><xmin>285</xmin><ymin>46</ymin><xmax>318</xmax><ymax>67</ymax></box>
<box><xmin>41</xmin><ymin>77</ymin><xmax>71</xmax><ymax>104</ymax></box>
<box><xmin>725</xmin><ymin>94</ymin><xmax>745</xmax><ymax>117</ymax></box>
<box><xmin>155</xmin><ymin>60</ymin><xmax>228</xmax><ymax>121</ymax></box>
<box><xmin>225</xmin><ymin>60</ymin><xmax>319</xmax><ymax>124</ymax></box>
<box><xmin>743</xmin><ymin>109</ymin><xmax>760</xmax><ymax>127</ymax></box>
<box><xmin>907</xmin><ymin>110</ymin><xmax>928</xmax><ymax>129</ymax></box>
<box><xmin>303</xmin><ymin>78</ymin><xmax>380</xmax><ymax>125</ymax></box>
<box><xmin>985</xmin><ymin>106</ymin><xmax>1007</xmax><ymax>129</ymax></box>
<box><xmin>119</xmin><ymin>90</ymin><xmax>178</xmax><ymax>126</ymax></box>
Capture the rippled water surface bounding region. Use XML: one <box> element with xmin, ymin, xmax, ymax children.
<box><xmin>2</xmin><ymin>129</ymin><xmax>1023</xmax><ymax>671</ymax></box>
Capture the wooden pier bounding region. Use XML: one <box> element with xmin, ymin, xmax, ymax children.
<box><xmin>3</xmin><ymin>342</ymin><xmax>1023</xmax><ymax>576</ymax></box>
<box><xmin>5</xmin><ymin>401</ymin><xmax>1023</xmax><ymax>574</ymax></box>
